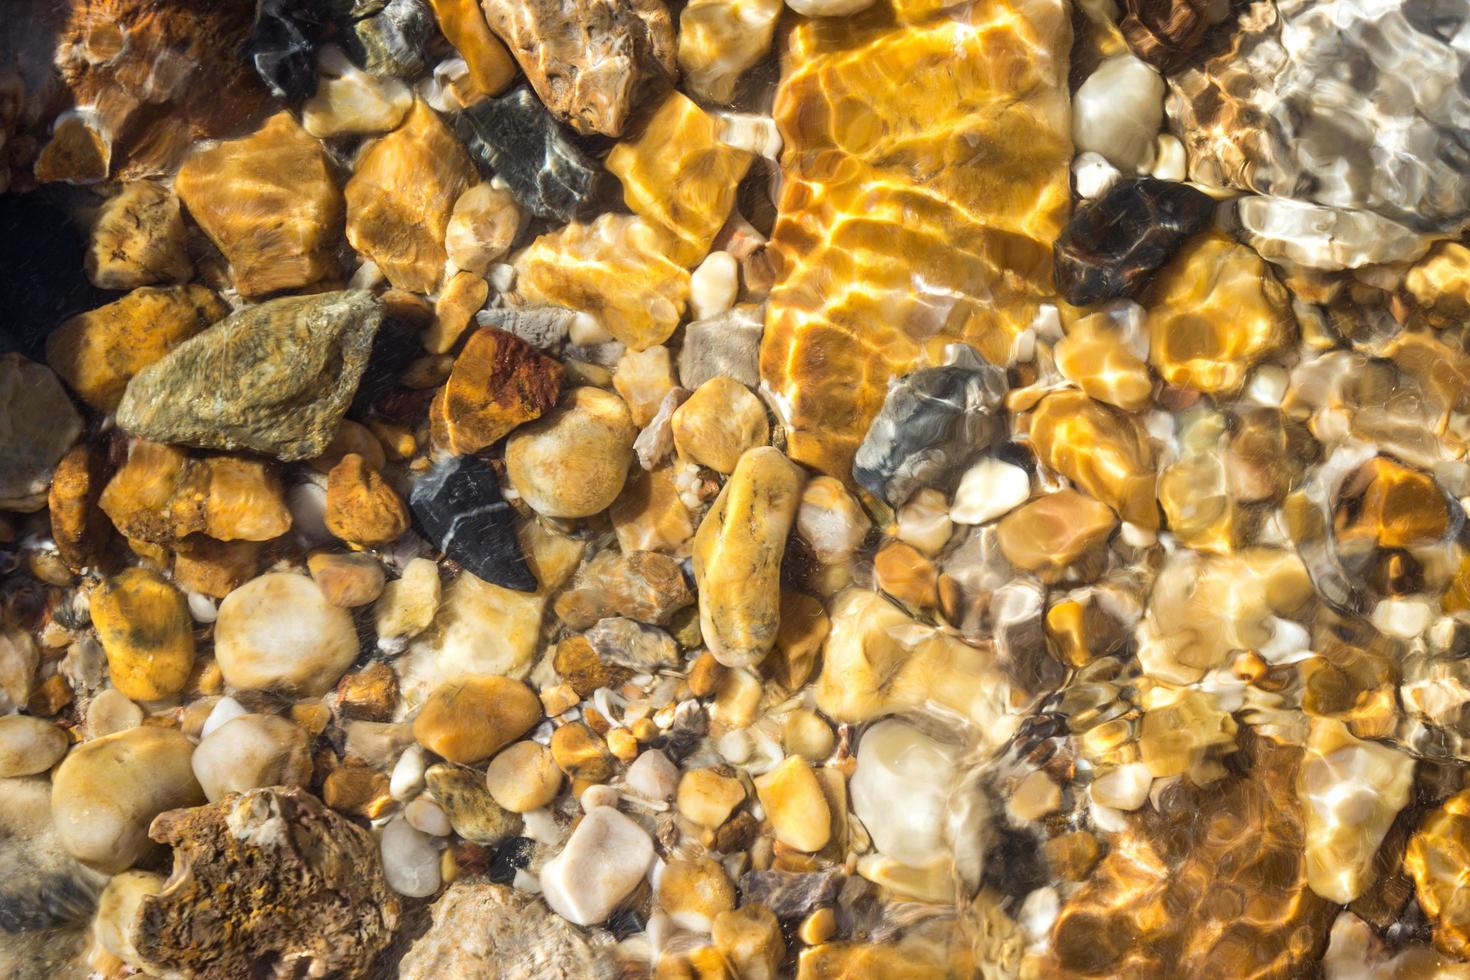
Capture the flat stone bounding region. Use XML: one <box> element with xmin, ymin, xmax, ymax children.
<box><xmin>176</xmin><ymin>112</ymin><xmax>343</xmax><ymax>298</ymax></box>
<box><xmin>345</xmin><ymin>0</ymin><xmax>435</xmax><ymax>78</ymax></box>
<box><xmin>346</xmin><ymin>99</ymin><xmax>476</xmax><ymax>294</ymax></box>
<box><xmin>737</xmin><ymin>868</ymin><xmax>843</xmax><ymax>920</ymax></box>
<box><xmin>134</xmin><ymin>788</ymin><xmax>399</xmax><ymax>978</ymax></box>
<box><xmin>796</xmin><ymin>476</ymin><xmax>871</xmax><ymax>565</ymax></box>
<box><xmin>996</xmin><ymin>489</ymin><xmax>1118</xmax><ymax>582</ymax></box>
<box><xmin>754</xmin><ymin>756</ymin><xmax>831</xmax><ymax>853</ymax></box>
<box><xmin>679</xmin><ymin>304</ymin><xmax>763</xmax><ymax>390</ymax></box>
<box><xmin>412</xmin><ymin>675</ymin><xmax>542</xmax><ymax>763</ymax></box>
<box><xmin>48</xmin><ymin>443</ymin><xmax>112</xmax><ymax>572</ymax></box>
<box><xmin>851</xmin><ymin>346</ymin><xmax>1007</xmax><ymax>507</ymax></box>
<box><xmin>1232</xmin><ymin>195</ymin><xmax>1433</xmax><ymax>271</ymax></box>
<box><xmin>585</xmin><ymin>617</ymin><xmax>681</xmax><ymax>671</ymax></box>
<box><xmin>0</xmin><ymin>716</ymin><xmax>68</xmax><ymax>778</ymax></box>
<box><xmin>553</xmin><ymin>550</ymin><xmax>692</xmax><ymax>627</ymax></box>
<box><xmin>454</xmin><ymin>86</ymin><xmax>605</xmax><ymax>223</ymax></box>
<box><xmin>410</xmin><ymin>455</ymin><xmax>536</xmax><ymax>591</ymax></box>
<box><xmin>1053</xmin><ymin>308</ymin><xmax>1154</xmax><ymax>412</ymax></box>
<box><xmin>116</xmin><ymin>291</ymin><xmax>384</xmax><ymax>462</ymax></box>
<box><xmin>1053</xmin><ymin>178</ymin><xmax>1215</xmax><ymax>306</ymax></box>
<box><xmin>424</xmin><ymin>763</ymin><xmax>521</xmax><ymax>844</ymax></box>
<box><xmin>374</xmin><ymin>557</ymin><xmax>443</xmax><ymax>649</ymax></box>
<box><xmin>1029</xmin><ymin>390</ymin><xmax>1158</xmax><ymax>528</ymax></box>
<box><xmin>480</xmin><ymin>0</ymin><xmax>675</xmax><ymax>137</ymax></box>
<box><xmin>85</xmin><ymin>181</ymin><xmax>193</xmax><ymax>290</ymax></box>
<box><xmin>672</xmin><ymin>376</ymin><xmax>769</xmax><ymax>474</ymax></box>
<box><xmin>539</xmin><ymin>806</ymin><xmax>655</xmax><ymax>925</ymax></box>
<box><xmin>0</xmin><ymin>355</ymin><xmax>82</xmax><ymax>511</ymax></box>
<box><xmin>614</xmin><ymin>346</ymin><xmax>678</xmax><ymax>427</ymax></box>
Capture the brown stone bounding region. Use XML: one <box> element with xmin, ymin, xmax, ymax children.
<box><xmin>1336</xmin><ymin>457</ymin><xmax>1449</xmax><ymax>550</ymax></box>
<box><xmin>176</xmin><ymin>112</ymin><xmax>343</xmax><ymax>298</ymax></box>
<box><xmin>91</xmin><ymin>567</ymin><xmax>195</xmax><ymax>701</ymax></box>
<box><xmin>873</xmin><ymin>542</ymin><xmax>939</xmax><ymax>610</ymax></box>
<box><xmin>28</xmin><ymin>674</ymin><xmax>74</xmax><ymax>717</ymax></box>
<box><xmin>505</xmin><ymin>386</ymin><xmax>638</xmax><ymax>519</ymax></box>
<box><xmin>1407</xmin><ymin>788</ymin><xmax>1470</xmax><ymax>959</ymax></box>
<box><xmin>427</xmin><ymin>0</ymin><xmax>518</xmax><ymax>96</ymax></box>
<box><xmin>431</xmin><ymin>327</ymin><xmax>565</xmax><ymax>455</ymax></box>
<box><xmin>1029</xmin><ymin>390</ymin><xmax>1158</xmax><ymax>529</ymax></box>
<box><xmin>671</xmin><ymin>376</ymin><xmax>770</xmax><ymax>474</ymax></box>
<box><xmin>337</xmin><ymin>662</ymin><xmax>400</xmax><ymax>722</ymax></box>
<box><xmin>325</xmin><ymin>453</ymin><xmax>411</xmax><ymax>547</ymax></box>
<box><xmin>47</xmin><ymin>285</ymin><xmax>228</xmax><ymax>411</ymax></box>
<box><xmin>412</xmin><ymin>675</ymin><xmax>543</xmax><ymax>764</ymax></box>
<box><xmin>480</xmin><ymin>0</ymin><xmax>676</xmax><ymax>136</ymax></box>
<box><xmin>322</xmin><ymin>765</ymin><xmax>393</xmax><ymax>818</ymax></box>
<box><xmin>551</xmin><ymin>721</ymin><xmax>615</xmax><ymax>782</ymax></box>
<box><xmin>1054</xmin><ymin>313</ymin><xmax>1154</xmax><ymax>413</ymax></box>
<box><xmin>423</xmin><ymin>270</ymin><xmax>491</xmax><ymax>355</ymax></box>
<box><xmin>309</xmin><ymin>552</ymin><xmax>388</xmax><ymax>608</ymax></box>
<box><xmin>100</xmin><ymin>441</ymin><xmax>291</xmax><ymax>544</ymax></box>
<box><xmin>996</xmin><ymin>489</ymin><xmax>1118</xmax><ymax>582</ymax></box>
<box><xmin>134</xmin><ymin>788</ymin><xmax>399</xmax><ymax>978</ymax></box>
<box><xmin>606</xmin><ymin>91</ymin><xmax>754</xmax><ymax>266</ymax></box>
<box><xmin>346</xmin><ymin>100</ymin><xmax>477</xmax><ymax>294</ymax></box>
<box><xmin>763</xmin><ymin>592</ymin><xmax>829</xmax><ymax>692</ymax></box>
<box><xmin>48</xmin><ymin>443</ymin><xmax>112</xmax><ymax>572</ymax></box>
<box><xmin>554</xmin><ymin>635</ymin><xmax>627</xmax><ymax>697</ymax></box>
<box><xmin>611</xmin><ymin>466</ymin><xmax>696</xmax><ymax>555</ymax></box>
<box><xmin>553</xmin><ymin>550</ymin><xmax>693</xmax><ymax>629</ymax></box>
<box><xmin>85</xmin><ymin>181</ymin><xmax>193</xmax><ymax>290</ymax></box>
<box><xmin>1119</xmin><ymin>0</ymin><xmax>1226</xmax><ymax>72</ymax></box>
<box><xmin>172</xmin><ymin>537</ymin><xmax>263</xmax><ymax>598</ymax></box>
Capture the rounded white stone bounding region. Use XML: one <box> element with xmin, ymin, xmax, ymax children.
<box><xmin>1072</xmin><ymin>53</ymin><xmax>1164</xmax><ymax>172</ymax></box>
<box><xmin>1072</xmin><ymin>151</ymin><xmax>1120</xmax><ymax>199</ymax></box>
<box><xmin>625</xmin><ymin>748</ymin><xmax>679</xmax><ymax>801</ymax></box>
<box><xmin>200</xmin><ymin>695</ymin><xmax>247</xmax><ymax>740</ymax></box>
<box><xmin>215</xmin><ymin>572</ymin><xmax>359</xmax><ymax>695</ymax></box>
<box><xmin>381</xmin><ymin>817</ymin><xmax>441</xmax><ymax>897</ymax></box>
<box><xmin>950</xmin><ymin>458</ymin><xmax>1030</xmax><ymax>525</ymax></box>
<box><xmin>390</xmin><ymin>745</ymin><xmax>428</xmax><ymax>802</ymax></box>
<box><xmin>191</xmin><ymin>713</ymin><xmax>310</xmax><ymax>803</ymax></box>
<box><xmin>1089</xmin><ymin>762</ymin><xmax>1152</xmax><ymax>811</ymax></box>
<box><xmin>405</xmin><ymin>797</ymin><xmax>452</xmax><ymax>836</ymax></box>
<box><xmin>850</xmin><ymin>720</ymin><xmax>959</xmax><ymax>866</ymax></box>
<box><xmin>689</xmin><ymin>251</ymin><xmax>739</xmax><ymax>321</ymax></box>
<box><xmin>540</xmin><ymin>806</ymin><xmax>655</xmax><ymax>925</ymax></box>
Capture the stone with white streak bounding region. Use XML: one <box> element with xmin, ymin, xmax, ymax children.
<box><xmin>540</xmin><ymin>806</ymin><xmax>655</xmax><ymax>925</ymax></box>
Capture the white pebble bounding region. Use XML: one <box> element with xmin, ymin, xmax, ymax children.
<box><xmin>390</xmin><ymin>745</ymin><xmax>428</xmax><ymax>802</ymax></box>
<box><xmin>405</xmin><ymin>798</ymin><xmax>452</xmax><ymax>836</ymax></box>
<box><xmin>1150</xmin><ymin>133</ymin><xmax>1187</xmax><ymax>181</ymax></box>
<box><xmin>717</xmin><ymin>728</ymin><xmax>754</xmax><ymax>765</ymax></box>
<box><xmin>625</xmin><ymin>748</ymin><xmax>679</xmax><ymax>801</ymax></box>
<box><xmin>187</xmin><ymin>592</ymin><xmax>218</xmax><ymax>624</ymax></box>
<box><xmin>1071</xmin><ymin>53</ymin><xmax>1164</xmax><ymax>172</ymax></box>
<box><xmin>540</xmin><ymin>807</ymin><xmax>655</xmax><ymax>925</ymax></box>
<box><xmin>1072</xmin><ymin>151</ymin><xmax>1120</xmax><ymax>200</ymax></box>
<box><xmin>522</xmin><ymin>807</ymin><xmax>563</xmax><ymax>845</ymax></box>
<box><xmin>288</xmin><ymin>482</ymin><xmax>333</xmax><ymax>548</ymax></box>
<box><xmin>689</xmin><ymin>251</ymin><xmax>739</xmax><ymax>321</ymax></box>
<box><xmin>714</xmin><ymin>113</ymin><xmax>782</xmax><ymax>159</ymax></box>
<box><xmin>580</xmin><ymin>784</ymin><xmax>620</xmax><ymax>813</ymax></box>
<box><xmin>1372</xmin><ymin>598</ymin><xmax>1433</xmax><ymax>640</ymax></box>
<box><xmin>513</xmin><ymin>868</ymin><xmax>541</xmax><ymax>894</ymax></box>
<box><xmin>1244</xmin><ymin>364</ymin><xmax>1289</xmax><ymax>406</ymax></box>
<box><xmin>950</xmin><ymin>458</ymin><xmax>1030</xmax><ymax>525</ymax></box>
<box><xmin>784</xmin><ymin>0</ymin><xmax>874</xmax><ymax>14</ymax></box>
<box><xmin>1089</xmin><ymin>762</ymin><xmax>1152</xmax><ymax>811</ymax></box>
<box><xmin>380</xmin><ymin>817</ymin><xmax>441</xmax><ymax>897</ymax></box>
<box><xmin>569</xmin><ymin>311</ymin><xmax>613</xmax><ymax>346</ymax></box>
<box><xmin>86</xmin><ymin>688</ymin><xmax>144</xmax><ymax>738</ymax></box>
<box><xmin>1019</xmin><ymin>887</ymin><xmax>1060</xmax><ymax>943</ymax></box>
<box><xmin>895</xmin><ymin>489</ymin><xmax>953</xmax><ymax>556</ymax></box>
<box><xmin>199</xmin><ymin>696</ymin><xmax>247</xmax><ymax>740</ymax></box>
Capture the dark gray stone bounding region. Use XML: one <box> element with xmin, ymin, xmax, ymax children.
<box><xmin>852</xmin><ymin>345</ymin><xmax>1008</xmax><ymax>506</ymax></box>
<box><xmin>424</xmin><ymin>765</ymin><xmax>522</xmax><ymax>845</ymax></box>
<box><xmin>244</xmin><ymin>0</ymin><xmax>328</xmax><ymax>103</ymax></box>
<box><xmin>115</xmin><ymin>291</ymin><xmax>384</xmax><ymax>461</ymax></box>
<box><xmin>409</xmin><ymin>456</ymin><xmax>536</xmax><ymax>592</ymax></box>
<box><xmin>345</xmin><ymin>0</ymin><xmax>433</xmax><ymax>77</ymax></box>
<box><xmin>455</xmin><ymin>87</ymin><xmax>606</xmax><ymax>223</ymax></box>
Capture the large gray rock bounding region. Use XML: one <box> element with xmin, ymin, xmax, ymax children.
<box><xmin>399</xmin><ymin>880</ymin><xmax>615</xmax><ymax>979</ymax></box>
<box><xmin>116</xmin><ymin>291</ymin><xmax>384</xmax><ymax>461</ymax></box>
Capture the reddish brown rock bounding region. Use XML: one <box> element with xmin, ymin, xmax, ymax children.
<box><xmin>480</xmin><ymin>0</ymin><xmax>676</xmax><ymax>137</ymax></box>
<box><xmin>134</xmin><ymin>788</ymin><xmax>400</xmax><ymax>979</ymax></box>
<box><xmin>175</xmin><ymin>112</ymin><xmax>343</xmax><ymax>298</ymax></box>
<box><xmin>325</xmin><ymin>454</ymin><xmax>411</xmax><ymax>548</ymax></box>
<box><xmin>48</xmin><ymin>443</ymin><xmax>112</xmax><ymax>572</ymax></box>
<box><xmin>430</xmin><ymin>327</ymin><xmax>565</xmax><ymax>455</ymax></box>
<box><xmin>99</xmin><ymin>442</ymin><xmax>291</xmax><ymax>545</ymax></box>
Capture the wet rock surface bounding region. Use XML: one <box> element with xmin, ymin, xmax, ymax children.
<box><xmin>410</xmin><ymin>455</ymin><xmax>536</xmax><ymax>591</ymax></box>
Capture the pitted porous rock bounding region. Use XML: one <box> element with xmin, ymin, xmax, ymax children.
<box><xmin>133</xmin><ymin>787</ymin><xmax>399</xmax><ymax>980</ymax></box>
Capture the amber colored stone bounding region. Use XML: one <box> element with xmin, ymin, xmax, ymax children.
<box><xmin>760</xmin><ymin>1</ymin><xmax>1072</xmax><ymax>479</ymax></box>
<box><xmin>550</xmin><ymin>721</ymin><xmax>615</xmax><ymax>782</ymax></box>
<box><xmin>996</xmin><ymin>489</ymin><xmax>1117</xmax><ymax>582</ymax></box>
<box><xmin>423</xmin><ymin>270</ymin><xmax>491</xmax><ymax>354</ymax></box>
<box><xmin>309</xmin><ymin>421</ymin><xmax>387</xmax><ymax>475</ymax></box>
<box><xmin>1157</xmin><ymin>411</ymin><xmax>1243</xmax><ymax>555</ymax></box>
<box><xmin>1405</xmin><ymin>242</ymin><xmax>1470</xmax><ymax>327</ymax></box>
<box><xmin>91</xmin><ymin>567</ymin><xmax>195</xmax><ymax>702</ymax></box>
<box><xmin>430</xmin><ymin>327</ymin><xmax>564</xmax><ymax>455</ymax></box>
<box><xmin>1029</xmin><ymin>390</ymin><xmax>1158</xmax><ymax>529</ymax></box>
<box><xmin>671</xmin><ymin>376</ymin><xmax>770</xmax><ymax>474</ymax></box>
<box><xmin>554</xmin><ymin>635</ymin><xmax>626</xmax><ymax>697</ymax></box>
<box><xmin>345</xmin><ymin>100</ymin><xmax>477</xmax><ymax>294</ymax></box>
<box><xmin>1137</xmin><ymin>688</ymin><xmax>1237</xmax><ymax>779</ymax></box>
<box><xmin>49</xmin><ymin>443</ymin><xmax>112</xmax><ymax>572</ymax></box>
<box><xmin>28</xmin><ymin>674</ymin><xmax>74</xmax><ymax>718</ymax></box>
<box><xmin>33</xmin><ymin>112</ymin><xmax>111</xmax><ymax>185</ymax></box>
<box><xmin>873</xmin><ymin>542</ymin><xmax>939</xmax><ymax>610</ymax></box>
<box><xmin>85</xmin><ymin>181</ymin><xmax>193</xmax><ymax>290</ymax></box>
<box><xmin>516</xmin><ymin>213</ymin><xmax>691</xmax><ymax>351</ymax></box>
<box><xmin>1407</xmin><ymin>788</ymin><xmax>1470</xmax><ymax>959</ymax></box>
<box><xmin>611</xmin><ymin>467</ymin><xmax>696</xmax><ymax>556</ymax></box>
<box><xmin>1053</xmin><ymin>313</ymin><xmax>1153</xmax><ymax>413</ymax></box>
<box><xmin>176</xmin><ymin>112</ymin><xmax>343</xmax><ymax>298</ymax></box>
<box><xmin>1144</xmin><ymin>232</ymin><xmax>1293</xmax><ymax>395</ymax></box>
<box><xmin>1226</xmin><ymin>408</ymin><xmax>1315</xmax><ymax>504</ymax></box>
<box><xmin>606</xmin><ymin>92</ymin><xmax>754</xmax><ymax>266</ymax></box>
<box><xmin>322</xmin><ymin>765</ymin><xmax>392</xmax><ymax>818</ymax></box>
<box><xmin>797</xmin><ymin>943</ymin><xmax>946</xmax><ymax>980</ymax></box>
<box><xmin>324</xmin><ymin>454</ymin><xmax>411</xmax><ymax>548</ymax></box>
<box><xmin>677</xmin><ymin>0</ymin><xmax>782</xmax><ymax>104</ymax></box>
<box><xmin>172</xmin><ymin>537</ymin><xmax>262</xmax><ymax>599</ymax></box>
<box><xmin>47</xmin><ymin>285</ymin><xmax>228</xmax><ymax>411</ymax></box>
<box><xmin>1336</xmin><ymin>457</ymin><xmax>1449</xmax><ymax>550</ymax></box>
<box><xmin>1043</xmin><ymin>830</ymin><xmax>1103</xmax><ymax>882</ymax></box>
<box><xmin>1045</xmin><ymin>597</ymin><xmax>1125</xmax><ymax>668</ymax></box>
<box><xmin>427</xmin><ymin>0</ymin><xmax>518</xmax><ymax>96</ymax></box>
<box><xmin>337</xmin><ymin>662</ymin><xmax>400</xmax><ymax>722</ymax></box>
<box><xmin>100</xmin><ymin>442</ymin><xmax>290</xmax><ymax>545</ymax></box>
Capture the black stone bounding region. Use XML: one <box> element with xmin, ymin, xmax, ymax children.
<box><xmin>1053</xmin><ymin>176</ymin><xmax>1216</xmax><ymax>306</ymax></box>
<box><xmin>409</xmin><ymin>456</ymin><xmax>537</xmax><ymax>592</ymax></box>
<box><xmin>349</xmin><ymin>313</ymin><xmax>419</xmax><ymax>416</ymax></box>
<box><xmin>0</xmin><ymin>190</ymin><xmax>112</xmax><ymax>358</ymax></box>
<box><xmin>487</xmin><ymin>837</ymin><xmax>535</xmax><ymax>886</ymax></box>
<box><xmin>852</xmin><ymin>345</ymin><xmax>1008</xmax><ymax>506</ymax></box>
<box><xmin>243</xmin><ymin>0</ymin><xmax>331</xmax><ymax>103</ymax></box>
<box><xmin>455</xmin><ymin>86</ymin><xmax>607</xmax><ymax>223</ymax></box>
<box><xmin>343</xmin><ymin>0</ymin><xmax>433</xmax><ymax>78</ymax></box>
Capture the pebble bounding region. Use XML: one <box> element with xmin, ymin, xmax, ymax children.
<box><xmin>0</xmin><ymin>714</ymin><xmax>68</xmax><ymax>777</ymax></box>
<box><xmin>375</xmin><ymin>557</ymin><xmax>442</xmax><ymax>651</ymax></box>
<box><xmin>86</xmin><ymin>688</ymin><xmax>144</xmax><ymax>738</ymax></box>
<box><xmin>391</xmin><ymin>745</ymin><xmax>429</xmax><ymax>802</ymax></box>
<box><xmin>782</xmin><ymin>709</ymin><xmax>835</xmax><ymax>762</ymax></box>
<box><xmin>677</xmin><ymin>768</ymin><xmax>746</xmax><ymax>828</ymax></box>
<box><xmin>302</xmin><ymin>46</ymin><xmax>413</xmax><ymax>138</ymax></box>
<box><xmin>215</xmin><ymin>572</ymin><xmax>361</xmax><ymax>696</ymax></box>
<box><xmin>506</xmin><ymin>386</ymin><xmax>637</xmax><ymax>519</ymax></box>
<box><xmin>409</xmin><ymin>455</ymin><xmax>537</xmax><ymax>593</ymax></box>
<box><xmin>1089</xmin><ymin>761</ymin><xmax>1153</xmax><ymax>811</ymax></box>
<box><xmin>381</xmin><ymin>816</ymin><xmax>442</xmax><ymax>898</ymax></box>
<box><xmin>659</xmin><ymin>857</ymin><xmax>736</xmax><ymax>933</ymax></box>
<box><xmin>485</xmin><ymin>740</ymin><xmax>564</xmax><ymax>812</ymax></box>
<box><xmin>325</xmin><ymin>453</ymin><xmax>411</xmax><ymax>547</ymax></box>
<box><xmin>412</xmin><ymin>675</ymin><xmax>543</xmax><ymax>764</ymax></box>
<box><xmin>48</xmin><ymin>443</ymin><xmax>111</xmax><ymax>573</ymax></box>
<box><xmin>1072</xmin><ymin>151</ymin><xmax>1121</xmax><ymax>200</ymax></box>
<box><xmin>614</xmin><ymin>346</ymin><xmax>679</xmax><ymax>427</ymax></box>
<box><xmin>1071</xmin><ymin>53</ymin><xmax>1164</xmax><ymax>172</ymax></box>
<box><xmin>90</xmin><ymin>567</ymin><xmax>196</xmax><ymax>701</ymax></box>
<box><xmin>539</xmin><ymin>806</ymin><xmax>655</xmax><ymax>925</ymax></box>
<box><xmin>694</xmin><ymin>447</ymin><xmax>805</xmax><ymax>667</ymax></box>
<box><xmin>689</xmin><ymin>251</ymin><xmax>740</xmax><ymax>321</ymax></box>
<box><xmin>308</xmin><ymin>551</ymin><xmax>387</xmax><ymax>608</ymax></box>
<box><xmin>51</xmin><ymin>726</ymin><xmax>204</xmax><ymax>873</ymax></box>
<box><xmin>201</xmin><ymin>696</ymin><xmax>249</xmax><ymax>739</ymax></box>
<box><xmin>950</xmin><ymin>458</ymin><xmax>1031</xmax><ymax>526</ymax></box>
<box><xmin>625</xmin><ymin>748</ymin><xmax>680</xmax><ymax>801</ymax></box>
<box><xmin>580</xmin><ymin>783</ymin><xmax>620</xmax><ymax>812</ymax></box>
<box><xmin>679</xmin><ymin>304</ymin><xmax>764</xmax><ymax>391</ymax></box>
<box><xmin>713</xmin><ymin>905</ymin><xmax>784</xmax><ymax>980</ymax></box>
<box><xmin>100</xmin><ymin>442</ymin><xmax>292</xmax><ymax>545</ymax></box>
<box><xmin>672</xmin><ymin>377</ymin><xmax>770</xmax><ymax>475</ymax></box>
<box><xmin>754</xmin><ymin>755</ymin><xmax>831</xmax><ymax>853</ymax></box>
<box><xmin>585</xmin><ymin>618</ymin><xmax>681</xmax><ymax>672</ymax></box>
<box><xmin>678</xmin><ymin>0</ymin><xmax>782</xmax><ymax>104</ymax></box>
<box><xmin>94</xmin><ymin>870</ymin><xmax>165</xmax><ymax>970</ymax></box>
<box><xmin>406</xmin><ymin>797</ymin><xmax>452</xmax><ymax>836</ymax></box>
<box><xmin>850</xmin><ymin>720</ymin><xmax>959</xmax><ymax>866</ymax></box>
<box><xmin>785</xmin><ymin>0</ymin><xmax>875</xmax><ymax>16</ymax></box>
<box><xmin>85</xmin><ymin>181</ymin><xmax>193</xmax><ymax>290</ymax></box>
<box><xmin>0</xmin><ymin>355</ymin><xmax>83</xmax><ymax>512</ymax></box>
<box><xmin>430</xmin><ymin>325</ymin><xmax>564</xmax><ymax>450</ymax></box>
<box><xmin>187</xmin><ymin>592</ymin><xmax>219</xmax><ymax>623</ymax></box>
<box><xmin>550</xmin><ymin>721</ymin><xmax>615</xmax><ymax>783</ymax></box>
<box><xmin>425</xmin><ymin>763</ymin><xmax>522</xmax><ymax>844</ymax></box>
<box><xmin>796</xmin><ymin>476</ymin><xmax>871</xmax><ymax>564</ymax></box>
<box><xmin>190</xmin><ymin>713</ymin><xmax>312</xmax><ymax>802</ymax></box>
<box><xmin>289</xmin><ymin>482</ymin><xmax>334</xmax><ymax>547</ymax></box>
<box><xmin>446</xmin><ymin>183</ymin><xmax>522</xmax><ymax>275</ymax></box>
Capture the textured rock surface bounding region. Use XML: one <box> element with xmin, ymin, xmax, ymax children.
<box><xmin>680</xmin><ymin>304</ymin><xmax>763</xmax><ymax>390</ymax></box>
<box><xmin>116</xmin><ymin>291</ymin><xmax>384</xmax><ymax>461</ymax></box>
<box><xmin>302</xmin><ymin>45</ymin><xmax>414</xmax><ymax>138</ymax></box>
<box><xmin>85</xmin><ymin>182</ymin><xmax>193</xmax><ymax>290</ymax></box>
<box><xmin>48</xmin><ymin>444</ymin><xmax>112</xmax><ymax>571</ymax></box>
<box><xmin>852</xmin><ymin>347</ymin><xmax>1007</xmax><ymax>507</ymax></box>
<box><xmin>480</xmin><ymin>0</ymin><xmax>676</xmax><ymax>137</ymax></box>
<box><xmin>760</xmin><ymin>0</ymin><xmax>1071</xmax><ymax>479</ymax></box>
<box><xmin>91</xmin><ymin>568</ymin><xmax>195</xmax><ymax>702</ymax></box>
<box><xmin>455</xmin><ymin>87</ymin><xmax>605</xmax><ymax>223</ymax></box>
<box><xmin>99</xmin><ymin>441</ymin><xmax>290</xmax><ymax>544</ymax></box>
<box><xmin>0</xmin><ymin>355</ymin><xmax>82</xmax><ymax>511</ymax></box>
<box><xmin>400</xmin><ymin>881</ymin><xmax>612</xmax><ymax>978</ymax></box>
<box><xmin>431</xmin><ymin>327</ymin><xmax>565</xmax><ymax>454</ymax></box>
<box><xmin>176</xmin><ymin>112</ymin><xmax>343</xmax><ymax>298</ymax></box>
<box><xmin>133</xmin><ymin>788</ymin><xmax>399</xmax><ymax>979</ymax></box>
<box><xmin>1119</xmin><ymin>0</ymin><xmax>1231</xmax><ymax>71</ymax></box>
<box><xmin>346</xmin><ymin>99</ymin><xmax>477</xmax><ymax>294</ymax></box>
<box><xmin>410</xmin><ymin>455</ymin><xmax>536</xmax><ymax>591</ymax></box>
<box><xmin>1053</xmin><ymin>178</ymin><xmax>1215</xmax><ymax>306</ymax></box>
<box><xmin>677</xmin><ymin>0</ymin><xmax>782</xmax><ymax>104</ymax></box>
